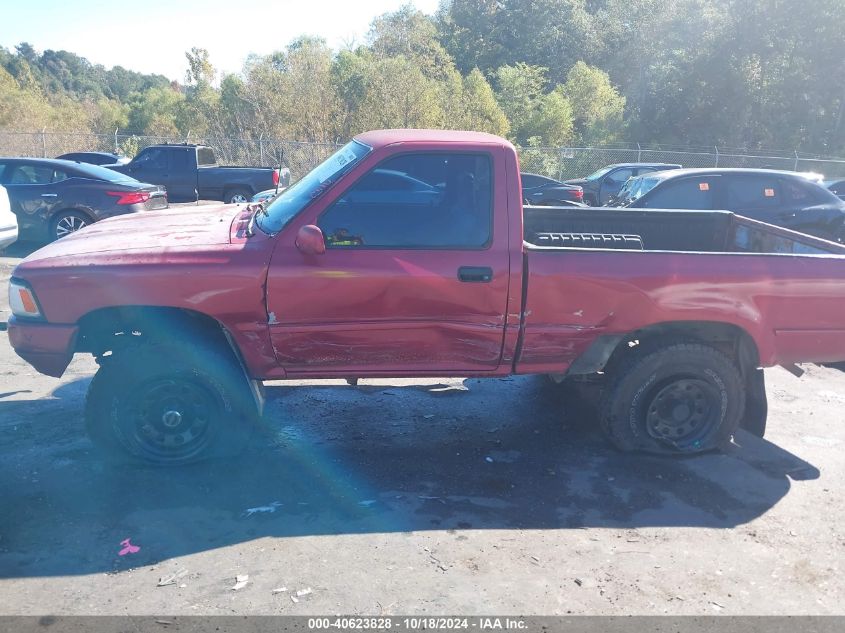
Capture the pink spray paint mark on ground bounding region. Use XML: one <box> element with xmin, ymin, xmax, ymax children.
<box><xmin>118</xmin><ymin>538</ymin><xmax>140</xmax><ymax>556</ymax></box>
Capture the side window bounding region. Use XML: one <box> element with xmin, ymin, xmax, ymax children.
<box><xmin>643</xmin><ymin>178</ymin><xmax>715</xmax><ymax>210</ymax></box>
<box><xmin>782</xmin><ymin>178</ymin><xmax>822</xmax><ymax>205</ymax></box>
<box><xmin>724</xmin><ymin>175</ymin><xmax>781</xmax><ymax>209</ymax></box>
<box><xmin>52</xmin><ymin>170</ymin><xmax>68</xmax><ymax>183</ymax></box>
<box><xmin>0</xmin><ymin>162</ymin><xmax>8</xmax><ymax>184</ymax></box>
<box><xmin>8</xmin><ymin>164</ymin><xmax>56</xmax><ymax>185</ymax></box>
<box><xmin>604</xmin><ymin>168</ymin><xmax>634</xmax><ymax>188</ymax></box>
<box><xmin>196</xmin><ymin>147</ymin><xmax>216</xmax><ymax>166</ymax></box>
<box><xmin>318</xmin><ymin>153</ymin><xmax>492</xmax><ymax>249</ymax></box>
<box><xmin>135</xmin><ymin>148</ymin><xmax>167</xmax><ymax>169</ymax></box>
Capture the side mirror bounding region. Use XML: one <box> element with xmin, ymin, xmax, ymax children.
<box><xmin>295</xmin><ymin>224</ymin><xmax>326</xmax><ymax>255</ymax></box>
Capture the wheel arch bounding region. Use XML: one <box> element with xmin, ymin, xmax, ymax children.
<box><xmin>49</xmin><ymin>207</ymin><xmax>96</xmax><ymax>227</ymax></box>
<box><xmin>569</xmin><ymin>320</ymin><xmax>761</xmax><ymax>377</ymax></box>
<box><xmin>223</xmin><ymin>184</ymin><xmax>254</xmax><ymax>199</ymax></box>
<box><xmin>75</xmin><ymin>305</ymin><xmax>245</xmax><ymax>368</ymax></box>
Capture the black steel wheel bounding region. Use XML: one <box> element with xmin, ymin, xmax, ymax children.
<box><xmin>601</xmin><ymin>343</ymin><xmax>744</xmax><ymax>454</ymax></box>
<box><xmin>86</xmin><ymin>341</ymin><xmax>261</xmax><ymax>465</ymax></box>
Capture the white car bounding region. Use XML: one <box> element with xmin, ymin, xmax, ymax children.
<box><xmin>0</xmin><ymin>184</ymin><xmax>19</xmax><ymax>249</ymax></box>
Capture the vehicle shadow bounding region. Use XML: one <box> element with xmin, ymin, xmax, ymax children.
<box><xmin>0</xmin><ymin>374</ymin><xmax>818</xmax><ymax>578</ymax></box>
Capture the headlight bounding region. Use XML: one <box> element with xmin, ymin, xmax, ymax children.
<box><xmin>9</xmin><ymin>278</ymin><xmax>43</xmax><ymax>319</ymax></box>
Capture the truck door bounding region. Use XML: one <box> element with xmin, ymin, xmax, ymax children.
<box><xmin>167</xmin><ymin>147</ymin><xmax>199</xmax><ymax>201</ymax></box>
<box><xmin>127</xmin><ymin>147</ymin><xmax>169</xmax><ymax>190</ymax></box>
<box><xmin>599</xmin><ymin>167</ymin><xmax>634</xmax><ymax>204</ymax></box>
<box><xmin>264</xmin><ymin>147</ymin><xmax>512</xmax><ymax>375</ymax></box>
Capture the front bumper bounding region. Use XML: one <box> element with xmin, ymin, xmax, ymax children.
<box><xmin>6</xmin><ymin>316</ymin><xmax>78</xmax><ymax>377</ymax></box>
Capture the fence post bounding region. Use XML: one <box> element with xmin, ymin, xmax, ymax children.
<box><xmin>259</xmin><ymin>133</ymin><xmax>265</xmax><ymax>166</ymax></box>
<box><xmin>714</xmin><ymin>146</ymin><xmax>719</xmax><ymax>167</ymax></box>
<box><xmin>637</xmin><ymin>143</ymin><xmax>642</xmax><ymax>162</ymax></box>
<box><xmin>41</xmin><ymin>128</ymin><xmax>47</xmax><ymax>158</ymax></box>
<box><xmin>794</xmin><ymin>151</ymin><xmax>799</xmax><ymax>171</ymax></box>
<box><xmin>114</xmin><ymin>128</ymin><xmax>119</xmax><ymax>153</ymax></box>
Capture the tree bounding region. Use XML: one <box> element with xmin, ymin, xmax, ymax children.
<box><xmin>368</xmin><ymin>4</ymin><xmax>455</xmax><ymax>80</ymax></box>
<box><xmin>438</xmin><ymin>0</ymin><xmax>594</xmax><ymax>83</ymax></box>
<box><xmin>494</xmin><ymin>63</ymin><xmax>547</xmax><ymax>142</ymax></box>
<box><xmin>561</xmin><ymin>61</ymin><xmax>625</xmax><ymax>143</ymax></box>
<box><xmin>456</xmin><ymin>68</ymin><xmax>510</xmax><ymax>136</ymax></box>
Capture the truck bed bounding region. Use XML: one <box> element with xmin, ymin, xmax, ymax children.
<box><xmin>523</xmin><ymin>207</ymin><xmax>845</xmax><ymax>255</ymax></box>
<box><xmin>517</xmin><ymin>207</ymin><xmax>845</xmax><ymax>374</ymax></box>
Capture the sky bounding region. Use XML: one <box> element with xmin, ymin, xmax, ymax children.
<box><xmin>0</xmin><ymin>0</ymin><xmax>442</xmax><ymax>81</ymax></box>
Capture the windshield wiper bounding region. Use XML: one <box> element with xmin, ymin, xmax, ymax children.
<box><xmin>245</xmin><ymin>203</ymin><xmax>268</xmax><ymax>238</ymax></box>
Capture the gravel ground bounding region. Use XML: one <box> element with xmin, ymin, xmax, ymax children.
<box><xmin>0</xmin><ymin>238</ymin><xmax>843</xmax><ymax>616</ymax></box>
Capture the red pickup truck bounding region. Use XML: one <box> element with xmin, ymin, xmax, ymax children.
<box><xmin>8</xmin><ymin>129</ymin><xmax>845</xmax><ymax>464</ymax></box>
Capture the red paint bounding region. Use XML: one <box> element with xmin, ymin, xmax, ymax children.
<box><xmin>8</xmin><ymin>129</ymin><xmax>845</xmax><ymax>382</ymax></box>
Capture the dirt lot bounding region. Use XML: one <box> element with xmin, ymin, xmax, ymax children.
<box><xmin>0</xmin><ymin>239</ymin><xmax>843</xmax><ymax>616</ymax></box>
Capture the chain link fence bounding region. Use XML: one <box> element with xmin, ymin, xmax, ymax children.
<box><xmin>2</xmin><ymin>130</ymin><xmax>844</xmax><ymax>182</ymax></box>
<box><xmin>518</xmin><ymin>145</ymin><xmax>845</xmax><ymax>180</ymax></box>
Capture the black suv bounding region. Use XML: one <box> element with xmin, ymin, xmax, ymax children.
<box><xmin>565</xmin><ymin>163</ymin><xmax>681</xmax><ymax>206</ymax></box>
<box><xmin>611</xmin><ymin>168</ymin><xmax>845</xmax><ymax>242</ymax></box>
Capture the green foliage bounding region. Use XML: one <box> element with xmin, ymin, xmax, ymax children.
<box><xmin>494</xmin><ymin>63</ymin><xmax>574</xmax><ymax>145</ymax></box>
<box><xmin>1</xmin><ymin>0</ymin><xmax>843</xmax><ymax>155</ymax></box>
<box><xmin>561</xmin><ymin>62</ymin><xmax>625</xmax><ymax>143</ymax></box>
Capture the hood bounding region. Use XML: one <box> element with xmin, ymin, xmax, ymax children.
<box><xmin>20</xmin><ymin>204</ymin><xmax>246</xmax><ymax>266</ymax></box>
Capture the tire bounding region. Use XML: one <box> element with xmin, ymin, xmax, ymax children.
<box><xmin>601</xmin><ymin>343</ymin><xmax>745</xmax><ymax>454</ymax></box>
<box><xmin>741</xmin><ymin>368</ymin><xmax>767</xmax><ymax>437</ymax></box>
<box><xmin>51</xmin><ymin>210</ymin><xmax>91</xmax><ymax>241</ymax></box>
<box><xmin>85</xmin><ymin>341</ymin><xmax>260</xmax><ymax>465</ymax></box>
<box><xmin>224</xmin><ymin>187</ymin><xmax>251</xmax><ymax>204</ymax></box>
<box><xmin>584</xmin><ymin>195</ymin><xmax>597</xmax><ymax>207</ymax></box>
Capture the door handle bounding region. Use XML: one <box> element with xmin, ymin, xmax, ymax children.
<box><xmin>458</xmin><ymin>266</ymin><xmax>493</xmax><ymax>283</ymax></box>
<box><xmin>40</xmin><ymin>193</ymin><xmax>57</xmax><ymax>198</ymax></box>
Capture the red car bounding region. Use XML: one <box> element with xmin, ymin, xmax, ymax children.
<box><xmin>9</xmin><ymin>129</ymin><xmax>845</xmax><ymax>464</ymax></box>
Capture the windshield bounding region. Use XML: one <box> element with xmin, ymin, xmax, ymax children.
<box><xmin>256</xmin><ymin>140</ymin><xmax>371</xmax><ymax>235</ymax></box>
<box><xmin>612</xmin><ymin>176</ymin><xmax>660</xmax><ymax>206</ymax></box>
<box><xmin>585</xmin><ymin>166</ymin><xmax>614</xmax><ymax>181</ymax></box>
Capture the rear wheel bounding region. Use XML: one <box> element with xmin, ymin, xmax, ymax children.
<box><xmin>601</xmin><ymin>343</ymin><xmax>744</xmax><ymax>454</ymax></box>
<box><xmin>224</xmin><ymin>187</ymin><xmax>251</xmax><ymax>204</ymax></box>
<box><xmin>51</xmin><ymin>210</ymin><xmax>91</xmax><ymax>240</ymax></box>
<box><xmin>86</xmin><ymin>341</ymin><xmax>261</xmax><ymax>465</ymax></box>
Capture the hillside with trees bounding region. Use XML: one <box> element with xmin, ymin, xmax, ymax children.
<box><xmin>1</xmin><ymin>0</ymin><xmax>843</xmax><ymax>154</ymax></box>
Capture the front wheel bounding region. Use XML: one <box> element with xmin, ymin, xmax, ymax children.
<box><xmin>85</xmin><ymin>342</ymin><xmax>261</xmax><ymax>465</ymax></box>
<box><xmin>601</xmin><ymin>343</ymin><xmax>744</xmax><ymax>454</ymax></box>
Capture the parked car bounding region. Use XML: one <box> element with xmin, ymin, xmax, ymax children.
<box><xmin>56</xmin><ymin>151</ymin><xmax>130</xmax><ymax>166</ymax></box>
<box><xmin>0</xmin><ymin>184</ymin><xmax>18</xmax><ymax>249</ymax></box>
<box><xmin>0</xmin><ymin>158</ymin><xmax>167</xmax><ymax>241</ymax></box>
<box><xmin>610</xmin><ymin>168</ymin><xmax>845</xmax><ymax>242</ymax></box>
<box><xmin>10</xmin><ymin>129</ymin><xmax>845</xmax><ymax>466</ymax></box>
<box><xmin>107</xmin><ymin>144</ymin><xmax>288</xmax><ymax>203</ymax></box>
<box><xmin>825</xmin><ymin>179</ymin><xmax>845</xmax><ymax>201</ymax></box>
<box><xmin>566</xmin><ymin>163</ymin><xmax>682</xmax><ymax>205</ymax></box>
<box><xmin>521</xmin><ymin>172</ymin><xmax>583</xmax><ymax>205</ymax></box>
